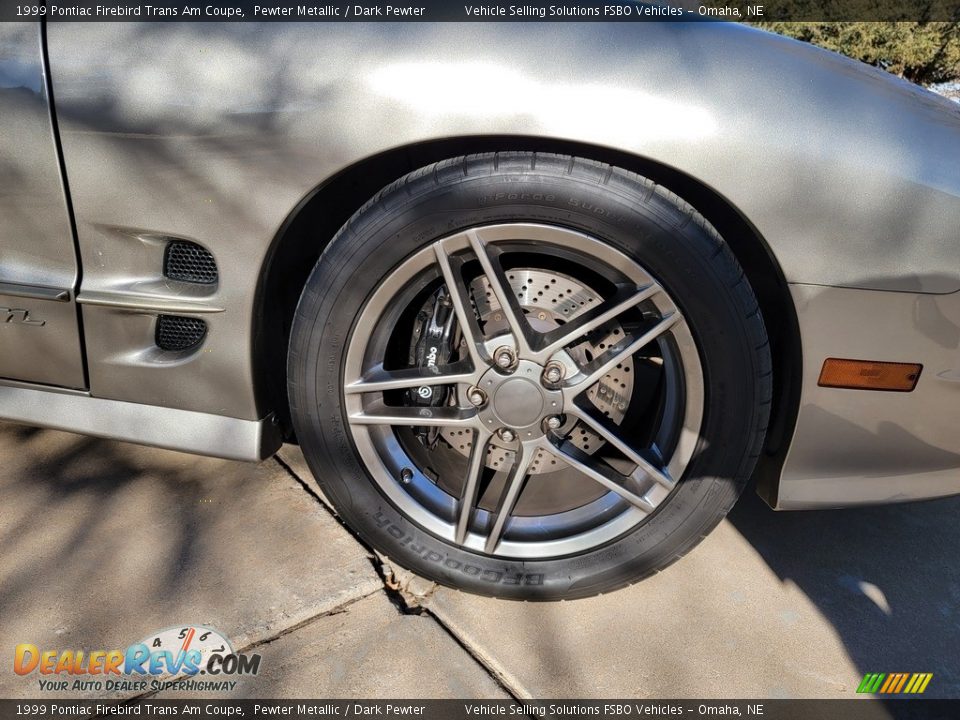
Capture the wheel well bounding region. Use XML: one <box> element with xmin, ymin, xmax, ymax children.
<box><xmin>254</xmin><ymin>137</ymin><xmax>800</xmax><ymax>500</ymax></box>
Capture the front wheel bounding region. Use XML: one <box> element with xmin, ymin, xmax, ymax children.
<box><xmin>288</xmin><ymin>153</ymin><xmax>771</xmax><ymax>599</ymax></box>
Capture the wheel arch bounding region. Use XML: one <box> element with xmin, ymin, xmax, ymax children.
<box><xmin>253</xmin><ymin>137</ymin><xmax>800</xmax><ymax>504</ymax></box>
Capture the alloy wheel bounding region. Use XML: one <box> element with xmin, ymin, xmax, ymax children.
<box><xmin>342</xmin><ymin>223</ymin><xmax>704</xmax><ymax>559</ymax></box>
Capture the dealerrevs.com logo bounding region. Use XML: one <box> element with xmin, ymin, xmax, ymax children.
<box><xmin>14</xmin><ymin>625</ymin><xmax>261</xmax><ymax>693</ymax></box>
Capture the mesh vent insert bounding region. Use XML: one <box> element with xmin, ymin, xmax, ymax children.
<box><xmin>156</xmin><ymin>315</ymin><xmax>207</xmax><ymax>352</ymax></box>
<box><xmin>164</xmin><ymin>240</ymin><xmax>218</xmax><ymax>284</ymax></box>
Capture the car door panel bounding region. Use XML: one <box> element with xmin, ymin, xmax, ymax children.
<box><xmin>0</xmin><ymin>22</ymin><xmax>85</xmax><ymax>389</ymax></box>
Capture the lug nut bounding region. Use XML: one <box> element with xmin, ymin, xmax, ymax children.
<box><xmin>545</xmin><ymin>415</ymin><xmax>563</xmax><ymax>430</ymax></box>
<box><xmin>498</xmin><ymin>428</ymin><xmax>516</xmax><ymax>443</ymax></box>
<box><xmin>543</xmin><ymin>362</ymin><xmax>565</xmax><ymax>385</ymax></box>
<box><xmin>494</xmin><ymin>347</ymin><xmax>516</xmax><ymax>370</ymax></box>
<box><xmin>467</xmin><ymin>387</ymin><xmax>487</xmax><ymax>407</ymax></box>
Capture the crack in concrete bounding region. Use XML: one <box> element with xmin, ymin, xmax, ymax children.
<box><xmin>419</xmin><ymin>605</ymin><xmax>530</xmax><ymax>703</ymax></box>
<box><xmin>108</xmin><ymin>453</ymin><xmax>527</xmax><ymax>708</ymax></box>
<box><xmin>123</xmin><ymin>588</ymin><xmax>381</xmax><ymax>705</ymax></box>
<box><xmin>273</xmin><ymin>453</ymin><xmax>529</xmax><ymax>704</ymax></box>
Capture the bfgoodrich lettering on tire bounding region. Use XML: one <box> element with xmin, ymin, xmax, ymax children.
<box><xmin>288</xmin><ymin>153</ymin><xmax>771</xmax><ymax>600</ymax></box>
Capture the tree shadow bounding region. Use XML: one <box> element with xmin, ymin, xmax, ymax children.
<box><xmin>0</xmin><ymin>420</ymin><xmax>310</xmax><ymax>698</ymax></box>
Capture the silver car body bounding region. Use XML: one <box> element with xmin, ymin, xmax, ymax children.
<box><xmin>1</xmin><ymin>20</ymin><xmax>958</xmax><ymax>509</ymax></box>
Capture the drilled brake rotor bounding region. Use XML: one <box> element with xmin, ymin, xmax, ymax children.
<box><xmin>439</xmin><ymin>269</ymin><xmax>634</xmax><ymax>474</ymax></box>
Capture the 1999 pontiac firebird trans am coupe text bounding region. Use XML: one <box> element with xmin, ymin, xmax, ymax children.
<box><xmin>2</xmin><ymin>19</ymin><xmax>959</xmax><ymax>599</ymax></box>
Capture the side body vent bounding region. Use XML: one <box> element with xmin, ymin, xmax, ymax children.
<box><xmin>156</xmin><ymin>315</ymin><xmax>207</xmax><ymax>352</ymax></box>
<box><xmin>164</xmin><ymin>240</ymin><xmax>218</xmax><ymax>284</ymax></box>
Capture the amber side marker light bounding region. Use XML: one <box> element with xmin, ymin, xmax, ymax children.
<box><xmin>818</xmin><ymin>358</ymin><xmax>922</xmax><ymax>392</ymax></box>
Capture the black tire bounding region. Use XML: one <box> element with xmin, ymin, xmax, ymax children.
<box><xmin>288</xmin><ymin>153</ymin><xmax>771</xmax><ymax>600</ymax></box>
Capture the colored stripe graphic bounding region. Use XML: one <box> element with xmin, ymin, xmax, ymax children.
<box><xmin>857</xmin><ymin>672</ymin><xmax>932</xmax><ymax>694</ymax></box>
<box><xmin>879</xmin><ymin>674</ymin><xmax>897</xmax><ymax>693</ymax></box>
<box><xmin>857</xmin><ymin>673</ymin><xmax>886</xmax><ymax>693</ymax></box>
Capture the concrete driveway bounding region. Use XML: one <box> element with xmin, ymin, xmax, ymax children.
<box><xmin>1</xmin><ymin>422</ymin><xmax>958</xmax><ymax>699</ymax></box>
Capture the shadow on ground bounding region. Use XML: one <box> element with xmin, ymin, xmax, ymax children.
<box><xmin>729</xmin><ymin>489</ymin><xmax>960</xmax><ymax>697</ymax></box>
<box><xmin>4</xmin><ymin>420</ymin><xmax>959</xmax><ymax>699</ymax></box>
<box><xmin>0</xmin><ymin>421</ymin><xmax>381</xmax><ymax>700</ymax></box>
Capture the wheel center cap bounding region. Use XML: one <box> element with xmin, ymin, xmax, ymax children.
<box><xmin>477</xmin><ymin>359</ymin><xmax>563</xmax><ymax>437</ymax></box>
<box><xmin>493</xmin><ymin>378</ymin><xmax>544</xmax><ymax>427</ymax></box>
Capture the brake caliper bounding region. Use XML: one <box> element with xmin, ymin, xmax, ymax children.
<box><xmin>408</xmin><ymin>288</ymin><xmax>457</xmax><ymax>445</ymax></box>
